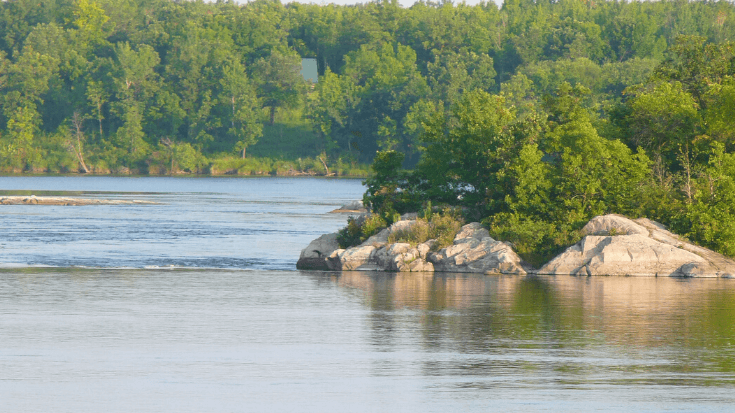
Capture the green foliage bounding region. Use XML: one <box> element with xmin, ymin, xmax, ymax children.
<box><xmin>1</xmin><ymin>0</ymin><xmax>734</xmax><ymax>179</ymax></box>
<box><xmin>624</xmin><ymin>81</ymin><xmax>700</xmax><ymax>167</ymax></box>
<box><xmin>680</xmin><ymin>143</ymin><xmax>735</xmax><ymax>257</ymax></box>
<box><xmin>487</xmin><ymin>212</ymin><xmax>582</xmax><ymax>268</ymax></box>
<box><xmin>252</xmin><ymin>49</ymin><xmax>306</xmax><ymax>125</ymax></box>
<box><xmin>363</xmin><ymin>150</ymin><xmax>418</xmax><ymax>216</ymax></box>
<box><xmin>415</xmin><ymin>89</ymin><xmax>516</xmax><ymax>214</ymax></box>
<box><xmin>336</xmin><ymin>214</ymin><xmax>387</xmax><ymax>249</ymax></box>
<box><xmin>427</xmin><ymin>209</ymin><xmax>466</xmax><ymax>250</ymax></box>
<box><xmin>704</xmin><ymin>77</ymin><xmax>735</xmax><ymax>146</ymax></box>
<box><xmin>388</xmin><ymin>220</ymin><xmax>429</xmax><ymax>246</ymax></box>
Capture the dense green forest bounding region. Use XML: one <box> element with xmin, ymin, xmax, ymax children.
<box><xmin>2</xmin><ymin>0</ymin><xmax>735</xmax><ymax>257</ymax></box>
<box><xmin>0</xmin><ymin>0</ymin><xmax>731</xmax><ymax>175</ymax></box>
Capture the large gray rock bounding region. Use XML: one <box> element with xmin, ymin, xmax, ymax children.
<box><xmin>428</xmin><ymin>223</ymin><xmax>528</xmax><ymax>275</ymax></box>
<box><xmin>538</xmin><ymin>214</ymin><xmax>735</xmax><ymax>277</ymax></box>
<box><xmin>376</xmin><ymin>242</ymin><xmax>435</xmax><ymax>272</ymax></box>
<box><xmin>327</xmin><ymin>245</ymin><xmax>379</xmax><ymax>270</ymax></box>
<box><xmin>296</xmin><ymin>232</ymin><xmax>340</xmax><ymax>270</ymax></box>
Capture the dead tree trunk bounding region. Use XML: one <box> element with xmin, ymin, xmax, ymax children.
<box><xmin>161</xmin><ymin>137</ymin><xmax>176</xmax><ymax>175</ymax></box>
<box><xmin>70</xmin><ymin>111</ymin><xmax>90</xmax><ymax>173</ymax></box>
<box><xmin>318</xmin><ymin>155</ymin><xmax>329</xmax><ymax>176</ymax></box>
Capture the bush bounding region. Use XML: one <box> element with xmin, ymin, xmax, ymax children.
<box><xmin>271</xmin><ymin>160</ymin><xmax>296</xmax><ymax>175</ymax></box>
<box><xmin>487</xmin><ymin>212</ymin><xmax>582</xmax><ymax>267</ymax></box>
<box><xmin>430</xmin><ymin>211</ymin><xmax>465</xmax><ymax>249</ymax></box>
<box><xmin>387</xmin><ymin>208</ymin><xmax>464</xmax><ymax>250</ymax></box>
<box><xmin>336</xmin><ymin>214</ymin><xmax>387</xmax><ymax>248</ymax></box>
<box><xmin>388</xmin><ymin>220</ymin><xmax>430</xmax><ymax>245</ymax></box>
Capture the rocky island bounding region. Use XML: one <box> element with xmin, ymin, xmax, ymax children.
<box><xmin>298</xmin><ymin>213</ymin><xmax>735</xmax><ymax>278</ymax></box>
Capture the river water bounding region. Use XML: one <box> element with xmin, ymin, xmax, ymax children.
<box><xmin>1</xmin><ymin>176</ymin><xmax>734</xmax><ymax>412</ymax></box>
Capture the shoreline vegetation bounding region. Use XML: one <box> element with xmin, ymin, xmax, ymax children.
<box><xmin>0</xmin><ymin>155</ymin><xmax>370</xmax><ymax>178</ymax></box>
<box><xmin>0</xmin><ymin>1</ymin><xmax>733</xmax><ymax>180</ymax></box>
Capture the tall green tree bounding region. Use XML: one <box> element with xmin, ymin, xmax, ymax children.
<box><xmin>220</xmin><ymin>57</ymin><xmax>262</xmax><ymax>158</ymax></box>
<box><xmin>111</xmin><ymin>42</ymin><xmax>160</xmax><ymax>168</ymax></box>
<box><xmin>252</xmin><ymin>49</ymin><xmax>304</xmax><ymax>125</ymax></box>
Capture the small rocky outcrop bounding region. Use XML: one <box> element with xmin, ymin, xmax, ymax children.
<box><xmin>537</xmin><ymin>214</ymin><xmax>735</xmax><ymax>277</ymax></box>
<box><xmin>302</xmin><ymin>220</ymin><xmax>529</xmax><ymax>274</ymax></box>
<box><xmin>329</xmin><ymin>200</ymin><xmax>368</xmax><ymax>213</ymax></box>
<box><xmin>324</xmin><ymin>219</ymin><xmax>433</xmax><ymax>271</ymax></box>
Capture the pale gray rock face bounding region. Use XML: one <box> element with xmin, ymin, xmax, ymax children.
<box><xmin>328</xmin><ymin>239</ymin><xmax>435</xmax><ymax>273</ymax></box>
<box><xmin>316</xmin><ymin>220</ymin><xmax>521</xmax><ymax>274</ymax></box>
<box><xmin>538</xmin><ymin>214</ymin><xmax>735</xmax><ymax>277</ymax></box>
<box><xmin>361</xmin><ymin>227</ymin><xmax>390</xmax><ymax>247</ymax></box>
<box><xmin>299</xmin><ymin>214</ymin><xmax>735</xmax><ymax>277</ymax></box>
<box><xmin>296</xmin><ymin>232</ymin><xmax>340</xmax><ymax>270</ymax></box>
<box><xmin>454</xmin><ymin>222</ymin><xmax>491</xmax><ymax>242</ymax></box>
<box><xmin>327</xmin><ymin>245</ymin><xmax>378</xmax><ymax>271</ymax></box>
<box><xmin>428</xmin><ymin>223</ymin><xmax>528</xmax><ymax>275</ymax></box>
<box><xmin>582</xmin><ymin>214</ymin><xmax>649</xmax><ymax>236</ymax></box>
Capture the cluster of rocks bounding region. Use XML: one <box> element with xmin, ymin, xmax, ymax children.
<box><xmin>298</xmin><ymin>220</ymin><xmax>531</xmax><ymax>275</ymax></box>
<box><xmin>298</xmin><ymin>212</ymin><xmax>735</xmax><ymax>278</ymax></box>
<box><xmin>0</xmin><ymin>195</ymin><xmax>157</xmax><ymax>206</ymax></box>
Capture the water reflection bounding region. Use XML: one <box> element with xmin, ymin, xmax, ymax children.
<box><xmin>325</xmin><ymin>272</ymin><xmax>735</xmax><ymax>386</ymax></box>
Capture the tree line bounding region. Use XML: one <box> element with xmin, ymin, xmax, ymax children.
<box><xmin>0</xmin><ymin>0</ymin><xmax>734</xmax><ymax>178</ymax></box>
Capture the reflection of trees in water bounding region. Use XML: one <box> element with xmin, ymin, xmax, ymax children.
<box><xmin>324</xmin><ymin>271</ymin><xmax>735</xmax><ymax>377</ymax></box>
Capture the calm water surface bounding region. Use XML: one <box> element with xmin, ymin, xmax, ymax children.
<box><xmin>1</xmin><ymin>177</ymin><xmax>734</xmax><ymax>412</ymax></box>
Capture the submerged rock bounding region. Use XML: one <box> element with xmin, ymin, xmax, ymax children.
<box><xmin>537</xmin><ymin>214</ymin><xmax>735</xmax><ymax>277</ymax></box>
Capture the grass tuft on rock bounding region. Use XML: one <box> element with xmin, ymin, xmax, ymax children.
<box><xmin>388</xmin><ymin>207</ymin><xmax>464</xmax><ymax>250</ymax></box>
